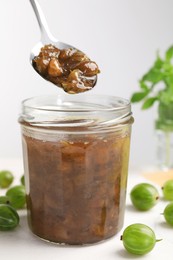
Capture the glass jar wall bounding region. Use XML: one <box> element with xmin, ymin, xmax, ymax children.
<box><xmin>19</xmin><ymin>95</ymin><xmax>133</xmax><ymax>245</ymax></box>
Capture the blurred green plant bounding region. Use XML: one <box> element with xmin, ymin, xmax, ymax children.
<box><xmin>131</xmin><ymin>45</ymin><xmax>173</xmax><ymax>131</ymax></box>
<box><xmin>131</xmin><ymin>46</ymin><xmax>173</xmax><ymax>169</ymax></box>
<box><xmin>131</xmin><ymin>45</ymin><xmax>173</xmax><ymax>110</ymax></box>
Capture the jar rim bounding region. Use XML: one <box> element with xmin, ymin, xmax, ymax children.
<box><xmin>21</xmin><ymin>94</ymin><xmax>130</xmax><ymax>112</ymax></box>
<box><xmin>19</xmin><ymin>94</ymin><xmax>133</xmax><ymax>130</ymax></box>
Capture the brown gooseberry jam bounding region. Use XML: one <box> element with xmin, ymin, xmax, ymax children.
<box><xmin>33</xmin><ymin>44</ymin><xmax>100</xmax><ymax>94</ymax></box>
<box><xmin>19</xmin><ymin>95</ymin><xmax>133</xmax><ymax>245</ymax></box>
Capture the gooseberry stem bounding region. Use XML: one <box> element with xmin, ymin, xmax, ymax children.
<box><xmin>156</xmin><ymin>239</ymin><xmax>163</xmax><ymax>242</ymax></box>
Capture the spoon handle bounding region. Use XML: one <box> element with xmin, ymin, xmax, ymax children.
<box><xmin>29</xmin><ymin>0</ymin><xmax>56</xmax><ymax>43</ymax></box>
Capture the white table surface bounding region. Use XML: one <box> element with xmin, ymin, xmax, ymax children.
<box><xmin>0</xmin><ymin>158</ymin><xmax>172</xmax><ymax>260</ymax></box>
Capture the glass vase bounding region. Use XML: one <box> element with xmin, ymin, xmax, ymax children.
<box><xmin>155</xmin><ymin>102</ymin><xmax>173</xmax><ymax>170</ymax></box>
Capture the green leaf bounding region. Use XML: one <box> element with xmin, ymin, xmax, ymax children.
<box><xmin>164</xmin><ymin>75</ymin><xmax>173</xmax><ymax>88</ymax></box>
<box><xmin>166</xmin><ymin>46</ymin><xmax>173</xmax><ymax>61</ymax></box>
<box><xmin>131</xmin><ymin>91</ymin><xmax>148</xmax><ymax>103</ymax></box>
<box><xmin>162</xmin><ymin>61</ymin><xmax>173</xmax><ymax>74</ymax></box>
<box><xmin>139</xmin><ymin>81</ymin><xmax>149</xmax><ymax>91</ymax></box>
<box><xmin>142</xmin><ymin>68</ymin><xmax>163</xmax><ymax>83</ymax></box>
<box><xmin>142</xmin><ymin>97</ymin><xmax>158</xmax><ymax>109</ymax></box>
<box><xmin>154</xmin><ymin>56</ymin><xmax>164</xmax><ymax>69</ymax></box>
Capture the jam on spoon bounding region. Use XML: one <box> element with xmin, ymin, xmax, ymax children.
<box><xmin>33</xmin><ymin>44</ymin><xmax>100</xmax><ymax>94</ymax></box>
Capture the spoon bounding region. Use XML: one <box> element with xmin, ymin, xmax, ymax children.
<box><xmin>29</xmin><ymin>0</ymin><xmax>98</xmax><ymax>91</ymax></box>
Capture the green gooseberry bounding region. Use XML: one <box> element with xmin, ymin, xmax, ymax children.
<box><xmin>0</xmin><ymin>204</ymin><xmax>19</xmax><ymax>231</ymax></box>
<box><xmin>163</xmin><ymin>202</ymin><xmax>173</xmax><ymax>226</ymax></box>
<box><xmin>130</xmin><ymin>183</ymin><xmax>159</xmax><ymax>211</ymax></box>
<box><xmin>6</xmin><ymin>185</ymin><xmax>26</xmax><ymax>209</ymax></box>
<box><xmin>162</xmin><ymin>179</ymin><xmax>173</xmax><ymax>201</ymax></box>
<box><xmin>20</xmin><ymin>175</ymin><xmax>25</xmax><ymax>186</ymax></box>
<box><xmin>121</xmin><ymin>223</ymin><xmax>161</xmax><ymax>255</ymax></box>
<box><xmin>0</xmin><ymin>196</ymin><xmax>10</xmax><ymax>205</ymax></box>
<box><xmin>0</xmin><ymin>170</ymin><xmax>14</xmax><ymax>188</ymax></box>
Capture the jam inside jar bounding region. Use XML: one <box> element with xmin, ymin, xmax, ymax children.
<box><xmin>19</xmin><ymin>95</ymin><xmax>134</xmax><ymax>245</ymax></box>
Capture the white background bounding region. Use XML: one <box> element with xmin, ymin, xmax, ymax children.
<box><xmin>1</xmin><ymin>0</ymin><xmax>173</xmax><ymax>167</ymax></box>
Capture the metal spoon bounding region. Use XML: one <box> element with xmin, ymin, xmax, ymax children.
<box><xmin>29</xmin><ymin>0</ymin><xmax>98</xmax><ymax>91</ymax></box>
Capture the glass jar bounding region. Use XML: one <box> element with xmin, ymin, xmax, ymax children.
<box><xmin>19</xmin><ymin>94</ymin><xmax>133</xmax><ymax>245</ymax></box>
<box><xmin>155</xmin><ymin>129</ymin><xmax>173</xmax><ymax>170</ymax></box>
<box><xmin>155</xmin><ymin>102</ymin><xmax>173</xmax><ymax>170</ymax></box>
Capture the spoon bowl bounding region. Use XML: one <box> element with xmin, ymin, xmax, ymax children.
<box><xmin>29</xmin><ymin>0</ymin><xmax>98</xmax><ymax>92</ymax></box>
